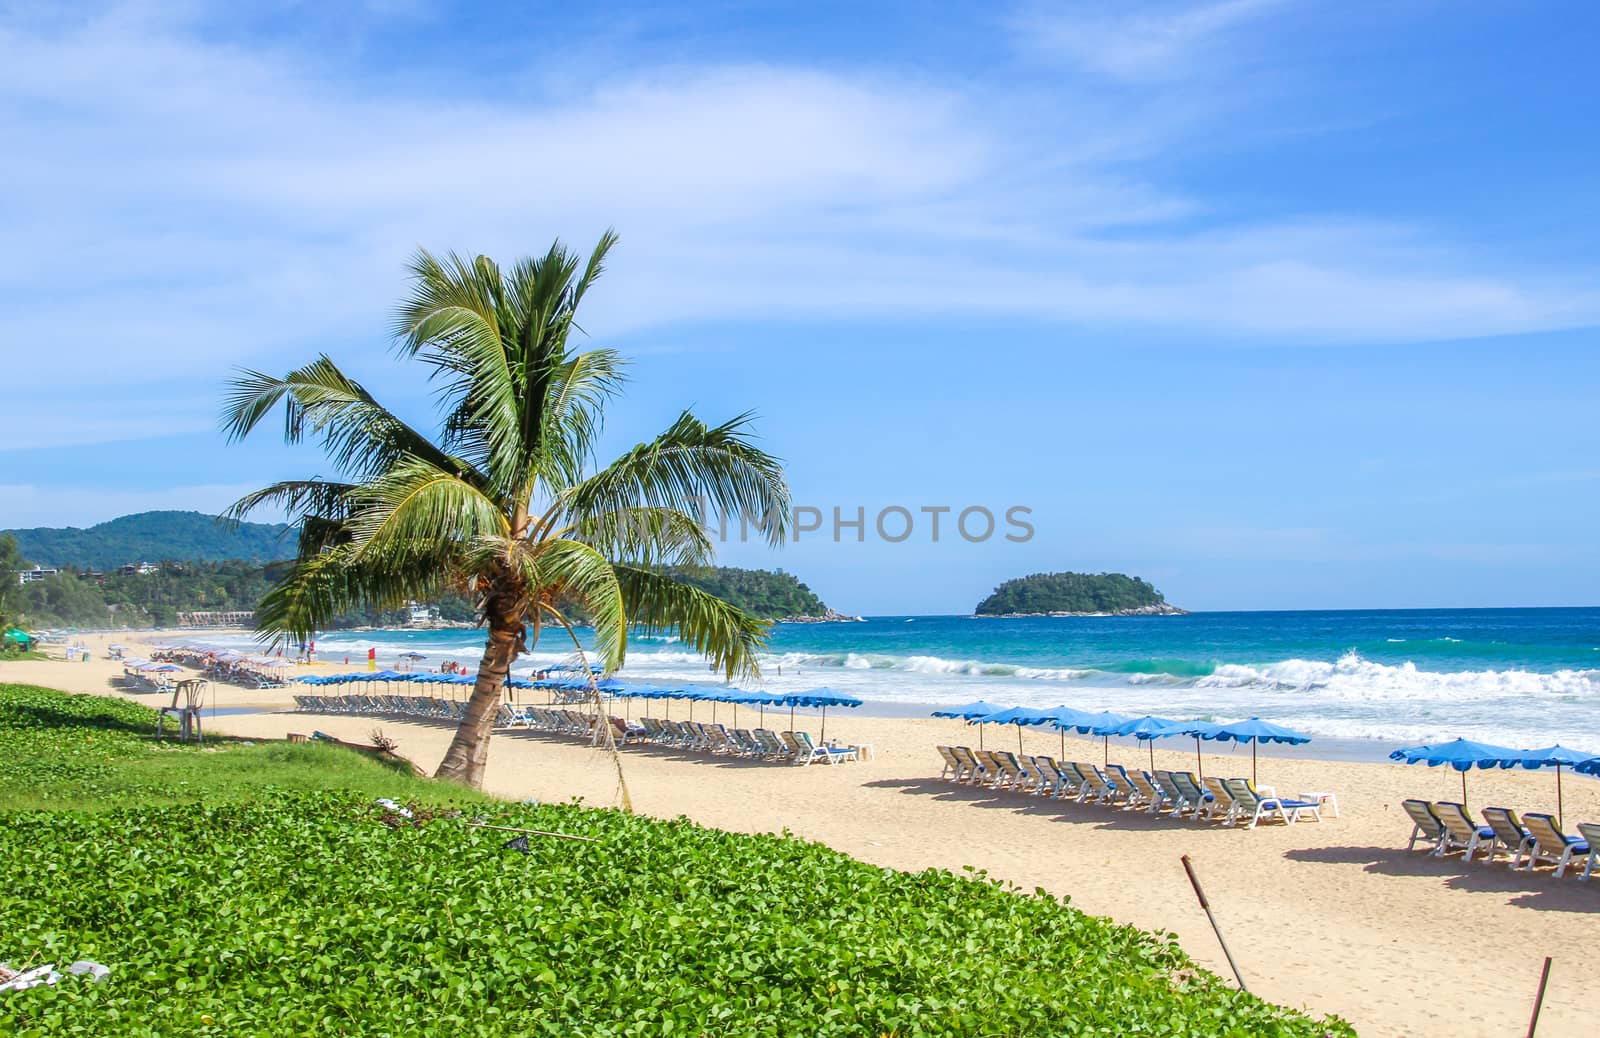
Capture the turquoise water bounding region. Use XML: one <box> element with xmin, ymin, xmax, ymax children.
<box><xmin>204</xmin><ymin>608</ymin><xmax>1600</xmax><ymax>749</ymax></box>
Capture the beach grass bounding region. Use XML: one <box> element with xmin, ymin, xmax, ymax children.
<box><xmin>0</xmin><ymin>684</ymin><xmax>1352</xmax><ymax>1036</ymax></box>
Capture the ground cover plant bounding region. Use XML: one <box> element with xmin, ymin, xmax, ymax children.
<box><xmin>0</xmin><ymin>685</ymin><xmax>1352</xmax><ymax>1036</ymax></box>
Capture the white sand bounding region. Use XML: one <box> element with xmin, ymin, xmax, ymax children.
<box><xmin>5</xmin><ymin>634</ymin><xmax>1597</xmax><ymax>1037</ymax></box>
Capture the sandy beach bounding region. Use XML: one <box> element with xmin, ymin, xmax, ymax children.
<box><xmin>5</xmin><ymin>633</ymin><xmax>1597</xmax><ymax>1037</ymax></box>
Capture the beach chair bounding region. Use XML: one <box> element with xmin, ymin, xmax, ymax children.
<box><xmin>949</xmin><ymin>745</ymin><xmax>982</xmax><ymax>783</ymax></box>
<box><xmin>1167</xmin><ymin>772</ymin><xmax>1209</xmax><ymax>819</ymax></box>
<box><xmin>1431</xmin><ymin>802</ymin><xmax>1494</xmax><ymax>859</ymax></box>
<box><xmin>754</xmin><ymin>728</ymin><xmax>790</xmax><ymax>760</ymax></box>
<box><xmin>1076</xmin><ymin>766</ymin><xmax>1116</xmax><ymax>805</ymax></box>
<box><xmin>1577</xmin><ymin>823</ymin><xmax>1600</xmax><ymax>881</ymax></box>
<box><xmin>1125</xmin><ymin>770</ymin><xmax>1165</xmax><ymax>813</ymax></box>
<box><xmin>971</xmin><ymin>749</ymin><xmax>1003</xmax><ymax>787</ymax></box>
<box><xmin>1016</xmin><ymin>755</ymin><xmax>1047</xmax><ymax>793</ymax></box>
<box><xmin>1150</xmin><ymin>770</ymin><xmax>1182</xmax><ymax>814</ymax></box>
<box><xmin>1104</xmin><ymin>765</ymin><xmax>1142</xmax><ymax>808</ymax></box>
<box><xmin>1224</xmin><ymin>778</ymin><xmax>1321</xmax><ymax>829</ymax></box>
<box><xmin>1200</xmin><ymin>777</ymin><xmax>1237</xmax><ymax>823</ymax></box>
<box><xmin>792</xmin><ymin>730</ymin><xmax>855</xmax><ymax>765</ymax></box>
<box><xmin>1054</xmin><ymin>761</ymin><xmax>1088</xmax><ymax>799</ymax></box>
<box><xmin>1401</xmin><ymin>799</ymin><xmax>1447</xmax><ymax>853</ymax></box>
<box><xmin>1518</xmin><ymin>814</ymin><xmax>1591</xmax><ymax>877</ymax></box>
<box><xmin>1477</xmin><ymin>807</ymin><xmax>1533</xmax><ymax>867</ymax></box>
<box><xmin>1031</xmin><ymin>756</ymin><xmax>1067</xmax><ymax>797</ymax></box>
<box><xmin>936</xmin><ymin>745</ymin><xmax>962</xmax><ymax>780</ymax></box>
<box><xmin>989</xmin><ymin>750</ymin><xmax>1026</xmax><ymax>789</ymax></box>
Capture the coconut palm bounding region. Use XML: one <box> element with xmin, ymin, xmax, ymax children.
<box><xmin>222</xmin><ymin>232</ymin><xmax>790</xmax><ymax>787</ymax></box>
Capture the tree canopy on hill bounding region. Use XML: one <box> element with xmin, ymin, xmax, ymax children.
<box><xmin>663</xmin><ymin>566</ymin><xmax>829</xmax><ymax>619</ymax></box>
<box><xmin>975</xmin><ymin>572</ymin><xmax>1170</xmax><ymax>615</ymax></box>
<box><xmin>4</xmin><ymin>511</ymin><xmax>291</xmax><ymax>569</ymax></box>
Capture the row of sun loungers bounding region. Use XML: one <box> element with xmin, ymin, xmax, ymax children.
<box><xmin>291</xmin><ymin>694</ymin><xmax>856</xmax><ymax>765</ymax></box>
<box><xmin>935</xmin><ymin>745</ymin><xmax>1323</xmax><ymax>828</ymax></box>
<box><xmin>1402</xmin><ymin>800</ymin><xmax>1597</xmax><ymax>879</ymax></box>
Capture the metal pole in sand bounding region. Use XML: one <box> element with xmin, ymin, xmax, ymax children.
<box><xmin>1526</xmin><ymin>957</ymin><xmax>1553</xmax><ymax>1037</ymax></box>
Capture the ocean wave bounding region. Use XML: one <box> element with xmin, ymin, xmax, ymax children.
<box><xmin>1194</xmin><ymin>650</ymin><xmax>1600</xmax><ymax>700</ymax></box>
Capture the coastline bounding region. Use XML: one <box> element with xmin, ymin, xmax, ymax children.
<box><xmin>5</xmin><ymin>632</ymin><xmax>1599</xmax><ymax>1037</ymax></box>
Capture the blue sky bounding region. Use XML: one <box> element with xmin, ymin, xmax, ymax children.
<box><xmin>2</xmin><ymin>1</ymin><xmax>1597</xmax><ymax>614</ymax></box>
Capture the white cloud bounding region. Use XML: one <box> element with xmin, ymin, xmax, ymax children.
<box><xmin>1011</xmin><ymin>0</ymin><xmax>1290</xmax><ymax>81</ymax></box>
<box><xmin>0</xmin><ymin>3</ymin><xmax>1595</xmax><ymax>450</ymax></box>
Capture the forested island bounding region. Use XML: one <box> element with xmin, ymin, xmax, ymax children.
<box><xmin>1</xmin><ymin>514</ymin><xmax>843</xmax><ymax>629</ymax></box>
<box><xmin>974</xmin><ymin>572</ymin><xmax>1185</xmax><ymax>617</ymax></box>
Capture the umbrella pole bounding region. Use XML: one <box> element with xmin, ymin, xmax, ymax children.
<box><xmin>789</xmin><ymin>704</ymin><xmax>795</xmax><ymax>732</ymax></box>
<box><xmin>1103</xmin><ymin>735</ymin><xmax>1109</xmax><ymax>767</ymax></box>
<box><xmin>1557</xmin><ymin>765</ymin><xmax>1564</xmax><ymax>828</ymax></box>
<box><xmin>979</xmin><ymin>724</ymin><xmax>984</xmax><ymax>751</ymax></box>
<box><xmin>821</xmin><ymin>707</ymin><xmax>827</xmax><ymax>743</ymax></box>
<box><xmin>1461</xmin><ymin>768</ymin><xmax>1468</xmax><ymax>810</ymax></box>
<box><xmin>1148</xmin><ymin>740</ymin><xmax>1154</xmax><ymax>773</ymax></box>
<box><xmin>1195</xmin><ymin>737</ymin><xmax>1203</xmax><ymax>779</ymax></box>
<box><xmin>1017</xmin><ymin>726</ymin><xmax>1023</xmax><ymax>755</ymax></box>
<box><xmin>1252</xmin><ymin>743</ymin><xmax>1258</xmax><ymax>786</ymax></box>
<box><xmin>1060</xmin><ymin>728</ymin><xmax>1065</xmax><ymax>759</ymax></box>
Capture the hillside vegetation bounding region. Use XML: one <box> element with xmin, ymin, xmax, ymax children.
<box><xmin>975</xmin><ymin>572</ymin><xmax>1177</xmax><ymax>616</ymax></box>
<box><xmin>4</xmin><ymin>511</ymin><xmax>290</xmax><ymax>569</ymax></box>
<box><xmin>663</xmin><ymin>565</ymin><xmax>830</xmax><ymax>618</ymax></box>
<box><xmin>0</xmin><ymin>684</ymin><xmax>1344</xmax><ymax>1036</ymax></box>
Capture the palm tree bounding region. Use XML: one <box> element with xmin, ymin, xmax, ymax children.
<box><xmin>222</xmin><ymin>232</ymin><xmax>790</xmax><ymax>788</ymax></box>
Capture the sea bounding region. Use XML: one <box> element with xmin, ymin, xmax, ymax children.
<box><xmin>195</xmin><ymin>607</ymin><xmax>1600</xmax><ymax>755</ymax></box>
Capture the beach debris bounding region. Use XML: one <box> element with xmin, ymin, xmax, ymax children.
<box><xmin>0</xmin><ymin>964</ymin><xmax>60</xmax><ymax>992</ymax></box>
<box><xmin>503</xmin><ymin>835</ymin><xmax>531</xmax><ymax>854</ymax></box>
<box><xmin>375</xmin><ymin>797</ymin><xmax>414</xmax><ymax>819</ymax></box>
<box><xmin>67</xmin><ymin>961</ymin><xmax>110</xmax><ymax>983</ymax></box>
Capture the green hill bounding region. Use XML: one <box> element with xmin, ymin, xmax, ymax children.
<box><xmin>975</xmin><ymin>571</ymin><xmax>1183</xmax><ymax>616</ymax></box>
<box><xmin>5</xmin><ymin>510</ymin><xmax>291</xmax><ymax>569</ymax></box>
<box><xmin>664</xmin><ymin>565</ymin><xmax>831</xmax><ymax>619</ymax></box>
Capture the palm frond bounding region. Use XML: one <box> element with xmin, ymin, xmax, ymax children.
<box><xmin>561</xmin><ymin>506</ymin><xmax>714</xmax><ymax>568</ymax></box>
<box><xmin>563</xmin><ymin>411</ymin><xmax>791</xmax><ymax>547</ymax></box>
<box><xmin>520</xmin><ymin>539</ymin><xmax>627</xmax><ymax>674</ymax></box>
<box><xmin>254</xmin><ymin>543</ymin><xmax>452</xmax><ymax>645</ymax></box>
<box><xmin>613</xmin><ymin>564</ymin><xmax>769</xmax><ymax>679</ymax></box>
<box><xmin>343</xmin><ymin>457</ymin><xmax>509</xmax><ymax>558</ymax></box>
<box><xmin>535</xmin><ymin>348</ymin><xmax>627</xmax><ymax>489</ymax></box>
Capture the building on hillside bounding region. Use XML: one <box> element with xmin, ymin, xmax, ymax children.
<box><xmin>176</xmin><ymin>610</ymin><xmax>255</xmax><ymax>627</ymax></box>
<box><xmin>118</xmin><ymin>562</ymin><xmax>160</xmax><ymax>575</ymax></box>
<box><xmin>18</xmin><ymin>566</ymin><xmax>59</xmax><ymax>585</ymax></box>
<box><xmin>407</xmin><ymin>602</ymin><xmax>439</xmax><ymax>626</ymax></box>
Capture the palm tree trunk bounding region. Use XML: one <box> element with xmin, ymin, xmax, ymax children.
<box><xmin>435</xmin><ymin>584</ymin><xmax>523</xmax><ymax>787</ymax></box>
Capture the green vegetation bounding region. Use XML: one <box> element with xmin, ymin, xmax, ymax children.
<box><xmin>0</xmin><ymin>685</ymin><xmax>1347</xmax><ymax>1036</ymax></box>
<box><xmin>975</xmin><ymin>572</ymin><xmax>1174</xmax><ymax>616</ymax></box>
<box><xmin>0</xmin><ymin>534</ymin><xmax>25</xmax><ymax>632</ymax></box>
<box><xmin>223</xmin><ymin>235</ymin><xmax>790</xmax><ymax>787</ymax></box>
<box><xmin>3</xmin><ymin>511</ymin><xmax>290</xmax><ymax>569</ymax></box>
<box><xmin>15</xmin><ymin>560</ymin><xmax>280</xmax><ymax>629</ymax></box>
<box><xmin>663</xmin><ymin>565</ymin><xmax>828</xmax><ymax>618</ymax></box>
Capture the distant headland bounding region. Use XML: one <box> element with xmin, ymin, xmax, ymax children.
<box><xmin>974</xmin><ymin>571</ymin><xmax>1186</xmax><ymax>617</ymax></box>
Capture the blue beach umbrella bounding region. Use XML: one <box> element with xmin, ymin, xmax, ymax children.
<box><xmin>777</xmin><ymin>688</ymin><xmax>862</xmax><ymax>742</ymax></box>
<box><xmin>972</xmin><ymin>706</ymin><xmax>1054</xmax><ymax>753</ymax></box>
<box><xmin>932</xmin><ymin>700</ymin><xmax>1008</xmax><ymax>748</ymax></box>
<box><xmin>1205</xmin><ymin>717</ymin><xmax>1311</xmax><ymax>784</ymax></box>
<box><xmin>1100</xmin><ymin>715</ymin><xmax>1185</xmax><ymax>772</ymax></box>
<box><xmin>1176</xmin><ymin>721</ymin><xmax>1224</xmax><ymax>778</ymax></box>
<box><xmin>1050</xmin><ymin>709</ymin><xmax>1129</xmax><ymax>765</ymax></box>
<box><xmin>1389</xmin><ymin>737</ymin><xmax>1520</xmax><ymax>808</ymax></box>
<box><xmin>1508</xmin><ymin>744</ymin><xmax>1596</xmax><ymax>827</ymax></box>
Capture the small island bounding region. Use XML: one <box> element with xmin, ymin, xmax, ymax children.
<box><xmin>974</xmin><ymin>571</ymin><xmax>1186</xmax><ymax>617</ymax></box>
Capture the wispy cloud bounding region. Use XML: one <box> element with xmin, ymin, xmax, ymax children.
<box><xmin>1010</xmin><ymin>0</ymin><xmax>1290</xmax><ymax>81</ymax></box>
<box><xmin>0</xmin><ymin>4</ymin><xmax>1595</xmax><ymax>451</ymax></box>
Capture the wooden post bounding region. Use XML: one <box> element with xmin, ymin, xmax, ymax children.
<box><xmin>1181</xmin><ymin>855</ymin><xmax>1247</xmax><ymax>992</ymax></box>
<box><xmin>1526</xmin><ymin>957</ymin><xmax>1552</xmax><ymax>1038</ymax></box>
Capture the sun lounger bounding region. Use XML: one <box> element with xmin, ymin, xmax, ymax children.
<box><xmin>1578</xmin><ymin>823</ymin><xmax>1600</xmax><ymax>881</ymax></box>
<box><xmin>1125</xmin><ymin>770</ymin><xmax>1165</xmax><ymax>813</ymax></box>
<box><xmin>1076</xmin><ymin>765</ymin><xmax>1117</xmax><ymax>805</ymax></box>
<box><xmin>1104</xmin><ymin>765</ymin><xmax>1142</xmax><ymax>808</ymax></box>
<box><xmin>949</xmin><ymin>745</ymin><xmax>982</xmax><ymax>783</ymax></box>
<box><xmin>989</xmin><ymin>750</ymin><xmax>1027</xmax><ymax>789</ymax></box>
<box><xmin>1519</xmin><ymin>813</ymin><xmax>1591</xmax><ymax>877</ymax></box>
<box><xmin>792</xmin><ymin>730</ymin><xmax>855</xmax><ymax>765</ymax></box>
<box><xmin>1031</xmin><ymin>755</ymin><xmax>1067</xmax><ymax>797</ymax></box>
<box><xmin>971</xmin><ymin>749</ymin><xmax>1004</xmax><ymax>787</ymax></box>
<box><xmin>1431</xmin><ymin>802</ymin><xmax>1494</xmax><ymax>859</ymax></box>
<box><xmin>1478</xmin><ymin>807</ymin><xmax>1533</xmax><ymax>866</ymax></box>
<box><xmin>1224</xmin><ymin>778</ymin><xmax>1321</xmax><ymax>829</ymax></box>
<box><xmin>1150</xmin><ymin>770</ymin><xmax>1182</xmax><ymax>814</ymax></box>
<box><xmin>936</xmin><ymin>745</ymin><xmax>962</xmax><ymax>779</ymax></box>
<box><xmin>1016</xmin><ymin>755</ymin><xmax>1048</xmax><ymax>792</ymax></box>
<box><xmin>1402</xmin><ymin>799</ymin><xmax>1446</xmax><ymax>853</ymax></box>
<box><xmin>1167</xmin><ymin>772</ymin><xmax>1209</xmax><ymax>818</ymax></box>
<box><xmin>1054</xmin><ymin>761</ymin><xmax>1088</xmax><ymax>799</ymax></box>
<box><xmin>1201</xmin><ymin>777</ymin><xmax>1237</xmax><ymax>823</ymax></box>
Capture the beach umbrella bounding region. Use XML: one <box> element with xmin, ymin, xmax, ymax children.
<box><xmin>1177</xmin><ymin>721</ymin><xmax>1223</xmax><ymax>778</ymax></box>
<box><xmin>1204</xmin><ymin>717</ymin><xmax>1311</xmax><ymax>785</ymax></box>
<box><xmin>972</xmin><ymin>707</ymin><xmax>1054</xmax><ymax>753</ymax></box>
<box><xmin>1040</xmin><ymin>705</ymin><xmax>1094</xmax><ymax>757</ymax></box>
<box><xmin>1508</xmin><ymin>744</ymin><xmax>1595</xmax><ymax>827</ymax></box>
<box><xmin>1389</xmin><ymin>737</ymin><xmax>1520</xmax><ymax>809</ymax></box>
<box><xmin>931</xmin><ymin>700</ymin><xmax>1007</xmax><ymax>749</ymax></box>
<box><xmin>1098</xmin><ymin>715</ymin><xmax>1185</xmax><ymax>772</ymax></box>
<box><xmin>777</xmin><ymin>688</ymin><xmax>862</xmax><ymax>742</ymax></box>
<box><xmin>1054</xmin><ymin>709</ymin><xmax>1130</xmax><ymax>766</ymax></box>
